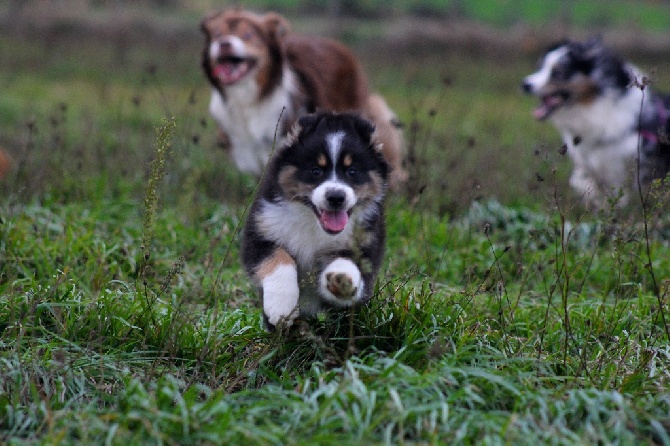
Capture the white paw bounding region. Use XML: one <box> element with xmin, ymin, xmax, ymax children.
<box><xmin>262</xmin><ymin>264</ymin><xmax>300</xmax><ymax>327</ymax></box>
<box><xmin>319</xmin><ymin>258</ymin><xmax>363</xmax><ymax>306</ymax></box>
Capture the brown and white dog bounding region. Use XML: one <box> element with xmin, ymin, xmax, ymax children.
<box><xmin>200</xmin><ymin>8</ymin><xmax>406</xmax><ymax>187</ymax></box>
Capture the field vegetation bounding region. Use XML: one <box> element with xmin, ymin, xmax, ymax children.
<box><xmin>1</xmin><ymin>1</ymin><xmax>670</xmax><ymax>444</ymax></box>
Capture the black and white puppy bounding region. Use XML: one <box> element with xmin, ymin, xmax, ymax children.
<box><xmin>242</xmin><ymin>112</ymin><xmax>388</xmax><ymax>330</ymax></box>
<box><xmin>522</xmin><ymin>38</ymin><xmax>670</xmax><ymax>210</ymax></box>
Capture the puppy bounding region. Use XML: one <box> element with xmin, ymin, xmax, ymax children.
<box><xmin>522</xmin><ymin>38</ymin><xmax>670</xmax><ymax>210</ymax></box>
<box><xmin>242</xmin><ymin>112</ymin><xmax>388</xmax><ymax>330</ymax></box>
<box><xmin>200</xmin><ymin>8</ymin><xmax>406</xmax><ymax>187</ymax></box>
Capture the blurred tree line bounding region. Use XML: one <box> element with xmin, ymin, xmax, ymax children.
<box><xmin>5</xmin><ymin>0</ymin><xmax>670</xmax><ymax>28</ymax></box>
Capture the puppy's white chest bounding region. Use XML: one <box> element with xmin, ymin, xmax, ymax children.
<box><xmin>255</xmin><ymin>200</ymin><xmax>355</xmax><ymax>268</ymax></box>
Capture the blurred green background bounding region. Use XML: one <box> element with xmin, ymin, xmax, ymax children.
<box><xmin>1</xmin><ymin>0</ymin><xmax>669</xmax><ymax>215</ymax></box>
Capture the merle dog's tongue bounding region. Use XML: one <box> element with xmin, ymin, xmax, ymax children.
<box><xmin>533</xmin><ymin>95</ymin><xmax>563</xmax><ymax>120</ymax></box>
<box><xmin>319</xmin><ymin>210</ymin><xmax>349</xmax><ymax>233</ymax></box>
<box><xmin>533</xmin><ymin>104</ymin><xmax>551</xmax><ymax>120</ymax></box>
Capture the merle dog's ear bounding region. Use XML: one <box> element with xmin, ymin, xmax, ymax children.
<box><xmin>582</xmin><ymin>36</ymin><xmax>605</xmax><ymax>59</ymax></box>
<box><xmin>264</xmin><ymin>12</ymin><xmax>291</xmax><ymax>42</ymax></box>
<box><xmin>584</xmin><ymin>35</ymin><xmax>604</xmax><ymax>49</ymax></box>
<box><xmin>566</xmin><ymin>39</ymin><xmax>599</xmax><ymax>74</ymax></box>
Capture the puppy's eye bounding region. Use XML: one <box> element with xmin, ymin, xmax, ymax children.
<box><xmin>346</xmin><ymin>167</ymin><xmax>358</xmax><ymax>178</ymax></box>
<box><xmin>242</xmin><ymin>32</ymin><xmax>254</xmax><ymax>41</ymax></box>
<box><xmin>311</xmin><ymin>167</ymin><xmax>323</xmax><ymax>177</ymax></box>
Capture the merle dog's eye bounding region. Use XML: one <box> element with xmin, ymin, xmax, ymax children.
<box><xmin>346</xmin><ymin>167</ymin><xmax>358</xmax><ymax>178</ymax></box>
<box><xmin>311</xmin><ymin>167</ymin><xmax>323</xmax><ymax>177</ymax></box>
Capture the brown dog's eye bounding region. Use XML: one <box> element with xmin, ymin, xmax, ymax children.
<box><xmin>242</xmin><ymin>32</ymin><xmax>254</xmax><ymax>41</ymax></box>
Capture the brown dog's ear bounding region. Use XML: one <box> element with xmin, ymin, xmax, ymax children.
<box><xmin>263</xmin><ymin>12</ymin><xmax>291</xmax><ymax>41</ymax></box>
<box><xmin>200</xmin><ymin>11</ymin><xmax>220</xmax><ymax>35</ymax></box>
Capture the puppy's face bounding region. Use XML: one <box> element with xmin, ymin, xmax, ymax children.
<box><xmin>201</xmin><ymin>10</ymin><xmax>288</xmax><ymax>89</ymax></box>
<box><xmin>521</xmin><ymin>40</ymin><xmax>625</xmax><ymax>120</ymax></box>
<box><xmin>275</xmin><ymin>114</ymin><xmax>388</xmax><ymax>235</ymax></box>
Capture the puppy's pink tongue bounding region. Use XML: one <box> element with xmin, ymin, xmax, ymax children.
<box><xmin>320</xmin><ymin>210</ymin><xmax>348</xmax><ymax>233</ymax></box>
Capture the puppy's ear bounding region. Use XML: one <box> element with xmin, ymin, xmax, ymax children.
<box><xmin>296</xmin><ymin>113</ymin><xmax>322</xmax><ymax>133</ymax></box>
<box><xmin>283</xmin><ymin>120</ymin><xmax>304</xmax><ymax>148</ymax></box>
<box><xmin>264</xmin><ymin>12</ymin><xmax>291</xmax><ymax>42</ymax></box>
<box><xmin>350</xmin><ymin>115</ymin><xmax>376</xmax><ymax>144</ymax></box>
<box><xmin>282</xmin><ymin>113</ymin><xmax>322</xmax><ymax>149</ymax></box>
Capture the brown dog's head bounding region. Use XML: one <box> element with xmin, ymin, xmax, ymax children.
<box><xmin>201</xmin><ymin>9</ymin><xmax>290</xmax><ymax>99</ymax></box>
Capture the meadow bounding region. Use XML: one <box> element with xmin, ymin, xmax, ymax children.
<box><xmin>1</xmin><ymin>3</ymin><xmax>670</xmax><ymax>444</ymax></box>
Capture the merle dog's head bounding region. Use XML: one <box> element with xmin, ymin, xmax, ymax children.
<box><xmin>268</xmin><ymin>112</ymin><xmax>388</xmax><ymax>235</ymax></box>
<box><xmin>522</xmin><ymin>38</ymin><xmax>633</xmax><ymax>120</ymax></box>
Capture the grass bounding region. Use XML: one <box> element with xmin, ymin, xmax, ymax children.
<box><xmin>3</xmin><ymin>193</ymin><xmax>670</xmax><ymax>444</ymax></box>
<box><xmin>2</xmin><ymin>4</ymin><xmax>670</xmax><ymax>445</ymax></box>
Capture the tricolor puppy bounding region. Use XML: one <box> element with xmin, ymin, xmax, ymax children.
<box><xmin>200</xmin><ymin>8</ymin><xmax>406</xmax><ymax>187</ymax></box>
<box><xmin>522</xmin><ymin>38</ymin><xmax>670</xmax><ymax>210</ymax></box>
<box><xmin>242</xmin><ymin>112</ymin><xmax>388</xmax><ymax>330</ymax></box>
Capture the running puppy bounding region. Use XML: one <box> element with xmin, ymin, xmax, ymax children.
<box><xmin>522</xmin><ymin>38</ymin><xmax>670</xmax><ymax>210</ymax></box>
<box><xmin>242</xmin><ymin>112</ymin><xmax>388</xmax><ymax>330</ymax></box>
<box><xmin>200</xmin><ymin>8</ymin><xmax>406</xmax><ymax>187</ymax></box>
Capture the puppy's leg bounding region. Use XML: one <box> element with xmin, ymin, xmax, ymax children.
<box><xmin>255</xmin><ymin>248</ymin><xmax>300</xmax><ymax>329</ymax></box>
<box><xmin>319</xmin><ymin>258</ymin><xmax>364</xmax><ymax>306</ymax></box>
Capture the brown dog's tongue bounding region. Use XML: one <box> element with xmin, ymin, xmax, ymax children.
<box><xmin>213</xmin><ymin>62</ymin><xmax>248</xmax><ymax>85</ymax></box>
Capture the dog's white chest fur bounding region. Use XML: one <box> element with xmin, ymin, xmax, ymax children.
<box><xmin>552</xmin><ymin>86</ymin><xmax>646</xmax><ymax>206</ymax></box>
<box><xmin>255</xmin><ymin>199</ymin><xmax>357</xmax><ymax>268</ymax></box>
<box><xmin>209</xmin><ymin>67</ymin><xmax>298</xmax><ymax>176</ymax></box>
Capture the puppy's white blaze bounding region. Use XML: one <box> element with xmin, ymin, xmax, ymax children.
<box><xmin>525</xmin><ymin>46</ymin><xmax>568</xmax><ymax>91</ymax></box>
<box><xmin>319</xmin><ymin>258</ymin><xmax>364</xmax><ymax>306</ymax></box>
<box><xmin>262</xmin><ymin>263</ymin><xmax>300</xmax><ymax>326</ymax></box>
<box><xmin>326</xmin><ymin>131</ymin><xmax>345</xmax><ymax>165</ymax></box>
<box><xmin>209</xmin><ymin>36</ymin><xmax>246</xmax><ymax>60</ymax></box>
<box><xmin>311</xmin><ymin>180</ymin><xmax>356</xmax><ymax>211</ymax></box>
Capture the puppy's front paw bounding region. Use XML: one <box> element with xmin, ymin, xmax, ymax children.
<box><xmin>320</xmin><ymin>258</ymin><xmax>363</xmax><ymax>306</ymax></box>
<box><xmin>326</xmin><ymin>272</ymin><xmax>357</xmax><ymax>299</ymax></box>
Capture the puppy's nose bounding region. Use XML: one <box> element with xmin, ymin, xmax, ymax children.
<box><xmin>325</xmin><ymin>189</ymin><xmax>346</xmax><ymax>208</ymax></box>
<box><xmin>522</xmin><ymin>81</ymin><xmax>533</xmax><ymax>94</ymax></box>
